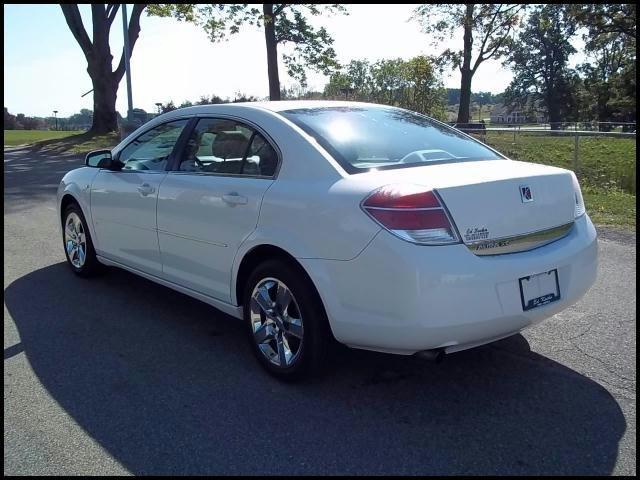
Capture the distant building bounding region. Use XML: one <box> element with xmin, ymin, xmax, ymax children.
<box><xmin>490</xmin><ymin>103</ymin><xmax>546</xmax><ymax>124</ymax></box>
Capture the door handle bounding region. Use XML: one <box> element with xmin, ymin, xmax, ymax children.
<box><xmin>137</xmin><ymin>183</ymin><xmax>155</xmax><ymax>196</ymax></box>
<box><xmin>222</xmin><ymin>192</ymin><xmax>248</xmax><ymax>205</ymax></box>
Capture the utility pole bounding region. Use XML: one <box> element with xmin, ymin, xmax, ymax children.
<box><xmin>53</xmin><ymin>110</ymin><xmax>58</xmax><ymax>131</ymax></box>
<box><xmin>122</xmin><ymin>3</ymin><xmax>133</xmax><ymax>120</ymax></box>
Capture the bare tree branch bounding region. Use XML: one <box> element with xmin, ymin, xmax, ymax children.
<box><xmin>106</xmin><ymin>4</ymin><xmax>120</xmax><ymax>26</ymax></box>
<box><xmin>60</xmin><ymin>4</ymin><xmax>93</xmax><ymax>59</ymax></box>
<box><xmin>273</xmin><ymin>4</ymin><xmax>287</xmax><ymax>16</ymax></box>
<box><xmin>477</xmin><ymin>22</ymin><xmax>516</xmax><ymax>69</ymax></box>
<box><xmin>475</xmin><ymin>5</ymin><xmax>504</xmax><ymax>61</ymax></box>
<box><xmin>473</xmin><ymin>5</ymin><xmax>521</xmax><ymax>72</ymax></box>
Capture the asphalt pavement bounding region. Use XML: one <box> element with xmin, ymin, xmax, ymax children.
<box><xmin>4</xmin><ymin>146</ymin><xmax>636</xmax><ymax>475</ymax></box>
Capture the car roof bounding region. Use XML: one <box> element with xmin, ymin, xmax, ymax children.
<box><xmin>162</xmin><ymin>100</ymin><xmax>390</xmax><ymax>116</ymax></box>
<box><xmin>235</xmin><ymin>100</ymin><xmax>389</xmax><ymax>112</ymax></box>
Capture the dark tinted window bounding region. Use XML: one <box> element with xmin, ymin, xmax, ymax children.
<box><xmin>179</xmin><ymin>118</ymin><xmax>277</xmax><ymax>176</ymax></box>
<box><xmin>281</xmin><ymin>106</ymin><xmax>502</xmax><ymax>173</ymax></box>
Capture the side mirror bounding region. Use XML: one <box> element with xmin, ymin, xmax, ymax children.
<box><xmin>85</xmin><ymin>149</ymin><xmax>112</xmax><ymax>168</ymax></box>
<box><xmin>85</xmin><ymin>149</ymin><xmax>123</xmax><ymax>170</ymax></box>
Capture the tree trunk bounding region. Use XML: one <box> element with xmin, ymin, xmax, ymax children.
<box><xmin>89</xmin><ymin>64</ymin><xmax>118</xmax><ymax>134</ymax></box>
<box><xmin>597</xmin><ymin>89</ymin><xmax>611</xmax><ymax>131</ymax></box>
<box><xmin>458</xmin><ymin>69</ymin><xmax>473</xmax><ymax>124</ymax></box>
<box><xmin>457</xmin><ymin>4</ymin><xmax>475</xmax><ymax>124</ymax></box>
<box><xmin>60</xmin><ymin>4</ymin><xmax>145</xmax><ymax>134</ymax></box>
<box><xmin>547</xmin><ymin>94</ymin><xmax>562</xmax><ymax>130</ymax></box>
<box><xmin>263</xmin><ymin>4</ymin><xmax>281</xmax><ymax>101</ymax></box>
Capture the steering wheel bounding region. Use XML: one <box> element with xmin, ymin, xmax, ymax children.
<box><xmin>398</xmin><ymin>150</ymin><xmax>422</xmax><ymax>164</ymax></box>
<box><xmin>124</xmin><ymin>159</ymin><xmax>149</xmax><ymax>170</ymax></box>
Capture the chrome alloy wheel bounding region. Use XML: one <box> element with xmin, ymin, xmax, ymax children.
<box><xmin>64</xmin><ymin>212</ymin><xmax>87</xmax><ymax>268</ymax></box>
<box><xmin>250</xmin><ymin>278</ymin><xmax>304</xmax><ymax>367</ymax></box>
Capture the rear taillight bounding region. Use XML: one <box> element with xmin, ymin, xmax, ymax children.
<box><xmin>571</xmin><ymin>173</ymin><xmax>586</xmax><ymax>218</ymax></box>
<box><xmin>361</xmin><ymin>184</ymin><xmax>461</xmax><ymax>245</ymax></box>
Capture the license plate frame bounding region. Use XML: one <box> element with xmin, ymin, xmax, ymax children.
<box><xmin>518</xmin><ymin>269</ymin><xmax>561</xmax><ymax>311</ymax></box>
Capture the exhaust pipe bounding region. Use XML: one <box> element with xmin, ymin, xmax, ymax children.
<box><xmin>415</xmin><ymin>348</ymin><xmax>446</xmax><ymax>364</ymax></box>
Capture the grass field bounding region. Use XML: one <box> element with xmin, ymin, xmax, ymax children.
<box><xmin>482</xmin><ymin>131</ymin><xmax>636</xmax><ymax>194</ymax></box>
<box><xmin>4</xmin><ymin>130</ymin><xmax>82</xmax><ymax>146</ymax></box>
<box><xmin>4</xmin><ymin>129</ymin><xmax>119</xmax><ymax>154</ymax></box>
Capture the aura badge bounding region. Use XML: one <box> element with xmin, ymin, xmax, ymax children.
<box><xmin>520</xmin><ymin>185</ymin><xmax>534</xmax><ymax>203</ymax></box>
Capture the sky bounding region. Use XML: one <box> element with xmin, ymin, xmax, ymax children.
<box><xmin>4</xmin><ymin>4</ymin><xmax>585</xmax><ymax>118</ymax></box>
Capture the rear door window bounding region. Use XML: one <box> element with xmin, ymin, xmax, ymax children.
<box><xmin>178</xmin><ymin>118</ymin><xmax>278</xmax><ymax>177</ymax></box>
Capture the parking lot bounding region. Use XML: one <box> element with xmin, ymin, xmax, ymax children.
<box><xmin>4</xmin><ymin>146</ymin><xmax>636</xmax><ymax>475</ymax></box>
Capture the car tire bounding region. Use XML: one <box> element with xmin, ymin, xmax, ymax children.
<box><xmin>62</xmin><ymin>203</ymin><xmax>101</xmax><ymax>277</ymax></box>
<box><xmin>243</xmin><ymin>259</ymin><xmax>330</xmax><ymax>381</ymax></box>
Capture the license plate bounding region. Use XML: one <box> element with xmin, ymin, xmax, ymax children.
<box><xmin>518</xmin><ymin>269</ymin><xmax>560</xmax><ymax>311</ymax></box>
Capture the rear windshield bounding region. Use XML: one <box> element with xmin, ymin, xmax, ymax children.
<box><xmin>280</xmin><ymin>106</ymin><xmax>503</xmax><ymax>173</ymax></box>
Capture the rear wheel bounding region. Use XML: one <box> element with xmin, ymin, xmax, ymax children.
<box><xmin>62</xmin><ymin>203</ymin><xmax>100</xmax><ymax>277</ymax></box>
<box><xmin>244</xmin><ymin>259</ymin><xmax>330</xmax><ymax>381</ymax></box>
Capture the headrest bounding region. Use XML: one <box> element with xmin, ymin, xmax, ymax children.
<box><xmin>211</xmin><ymin>131</ymin><xmax>248</xmax><ymax>159</ymax></box>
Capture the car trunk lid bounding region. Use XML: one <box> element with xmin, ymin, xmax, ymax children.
<box><xmin>354</xmin><ymin>160</ymin><xmax>576</xmax><ymax>250</ymax></box>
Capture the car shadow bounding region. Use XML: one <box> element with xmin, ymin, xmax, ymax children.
<box><xmin>4</xmin><ymin>263</ymin><xmax>625</xmax><ymax>475</ymax></box>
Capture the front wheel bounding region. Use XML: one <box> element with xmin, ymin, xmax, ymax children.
<box><xmin>62</xmin><ymin>203</ymin><xmax>100</xmax><ymax>277</ymax></box>
<box><xmin>244</xmin><ymin>259</ymin><xmax>330</xmax><ymax>381</ymax></box>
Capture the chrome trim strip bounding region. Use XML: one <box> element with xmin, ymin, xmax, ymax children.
<box><xmin>466</xmin><ymin>222</ymin><xmax>575</xmax><ymax>256</ymax></box>
<box><xmin>364</xmin><ymin>206</ymin><xmax>443</xmax><ymax>212</ymax></box>
<box><xmin>166</xmin><ymin>171</ymin><xmax>273</xmax><ymax>180</ymax></box>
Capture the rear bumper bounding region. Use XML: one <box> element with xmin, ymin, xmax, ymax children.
<box><xmin>300</xmin><ymin>214</ymin><xmax>598</xmax><ymax>355</ymax></box>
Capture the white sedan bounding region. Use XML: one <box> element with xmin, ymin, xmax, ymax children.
<box><xmin>57</xmin><ymin>101</ymin><xmax>598</xmax><ymax>380</ymax></box>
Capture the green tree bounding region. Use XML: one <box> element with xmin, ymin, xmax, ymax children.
<box><xmin>147</xmin><ymin>4</ymin><xmax>347</xmax><ymax>101</ymax></box>
<box><xmin>412</xmin><ymin>4</ymin><xmax>524</xmax><ymax>124</ymax></box>
<box><xmin>568</xmin><ymin>5</ymin><xmax>636</xmax><ymax>128</ymax></box>
<box><xmin>231</xmin><ymin>92</ymin><xmax>259</xmax><ymax>102</ymax></box>
<box><xmin>579</xmin><ymin>33</ymin><xmax>635</xmax><ymax>127</ymax></box>
<box><xmin>16</xmin><ymin>113</ymin><xmax>26</xmax><ymax>130</ymax></box>
<box><xmin>322</xmin><ymin>71</ymin><xmax>352</xmax><ymax>99</ymax></box>
<box><xmin>196</xmin><ymin>95</ymin><xmax>225</xmax><ymax>105</ymax></box>
<box><xmin>502</xmin><ymin>4</ymin><xmax>577</xmax><ymax>128</ymax></box>
<box><xmin>369</xmin><ymin>59</ymin><xmax>406</xmax><ymax>106</ymax></box>
<box><xmin>60</xmin><ymin>4</ymin><xmax>146</xmax><ymax>133</ymax></box>
<box><xmin>4</xmin><ymin>107</ymin><xmax>19</xmax><ymax>130</ymax></box>
<box><xmin>160</xmin><ymin>100</ymin><xmax>177</xmax><ymax>113</ymax></box>
<box><xmin>567</xmin><ymin>4</ymin><xmax>636</xmax><ymax>41</ymax></box>
<box><xmin>323</xmin><ymin>56</ymin><xmax>446</xmax><ymax>120</ymax></box>
<box><xmin>20</xmin><ymin>116</ymin><xmax>44</xmax><ymax>130</ymax></box>
<box><xmin>68</xmin><ymin>108</ymin><xmax>94</xmax><ymax>129</ymax></box>
<box><xmin>344</xmin><ymin>60</ymin><xmax>371</xmax><ymax>101</ymax></box>
<box><xmin>402</xmin><ymin>56</ymin><xmax>447</xmax><ymax>118</ymax></box>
